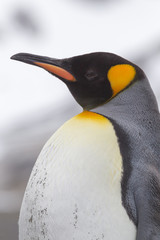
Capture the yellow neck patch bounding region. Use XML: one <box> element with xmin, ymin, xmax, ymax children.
<box><xmin>74</xmin><ymin>111</ymin><xmax>109</xmax><ymax>125</ymax></box>
<box><xmin>107</xmin><ymin>64</ymin><xmax>136</xmax><ymax>97</ymax></box>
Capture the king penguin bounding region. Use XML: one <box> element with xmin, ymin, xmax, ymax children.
<box><xmin>11</xmin><ymin>52</ymin><xmax>160</xmax><ymax>240</ymax></box>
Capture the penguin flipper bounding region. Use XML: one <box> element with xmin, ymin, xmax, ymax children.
<box><xmin>136</xmin><ymin>170</ymin><xmax>160</xmax><ymax>240</ymax></box>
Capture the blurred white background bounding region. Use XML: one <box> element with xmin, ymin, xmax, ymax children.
<box><xmin>0</xmin><ymin>0</ymin><xmax>160</xmax><ymax>239</ymax></box>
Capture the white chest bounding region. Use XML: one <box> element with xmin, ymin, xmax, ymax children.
<box><xmin>19</xmin><ymin>111</ymin><xmax>136</xmax><ymax>240</ymax></box>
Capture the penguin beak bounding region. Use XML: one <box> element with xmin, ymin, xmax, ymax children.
<box><xmin>11</xmin><ymin>53</ymin><xmax>76</xmax><ymax>82</ymax></box>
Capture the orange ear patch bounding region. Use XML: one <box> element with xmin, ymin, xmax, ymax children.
<box><xmin>107</xmin><ymin>64</ymin><xmax>136</xmax><ymax>96</ymax></box>
<box><xmin>34</xmin><ymin>62</ymin><xmax>76</xmax><ymax>82</ymax></box>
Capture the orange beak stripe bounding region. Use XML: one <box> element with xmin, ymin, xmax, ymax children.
<box><xmin>34</xmin><ymin>62</ymin><xmax>76</xmax><ymax>82</ymax></box>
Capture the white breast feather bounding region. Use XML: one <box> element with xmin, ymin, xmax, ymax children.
<box><xmin>19</xmin><ymin>112</ymin><xmax>136</xmax><ymax>240</ymax></box>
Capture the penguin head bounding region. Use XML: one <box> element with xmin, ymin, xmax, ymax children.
<box><xmin>11</xmin><ymin>52</ymin><xmax>144</xmax><ymax>110</ymax></box>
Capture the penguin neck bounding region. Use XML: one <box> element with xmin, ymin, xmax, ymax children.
<box><xmin>92</xmin><ymin>78</ymin><xmax>160</xmax><ymax>135</ymax></box>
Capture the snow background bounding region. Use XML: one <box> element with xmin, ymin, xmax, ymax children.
<box><xmin>0</xmin><ymin>0</ymin><xmax>160</xmax><ymax>239</ymax></box>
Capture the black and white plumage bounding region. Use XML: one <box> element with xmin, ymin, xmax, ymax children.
<box><xmin>11</xmin><ymin>52</ymin><xmax>160</xmax><ymax>240</ymax></box>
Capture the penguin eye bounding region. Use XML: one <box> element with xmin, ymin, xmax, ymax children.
<box><xmin>85</xmin><ymin>70</ymin><xmax>98</xmax><ymax>81</ymax></box>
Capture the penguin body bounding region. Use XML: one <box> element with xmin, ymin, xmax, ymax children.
<box><xmin>19</xmin><ymin>111</ymin><xmax>136</xmax><ymax>240</ymax></box>
<box><xmin>11</xmin><ymin>52</ymin><xmax>160</xmax><ymax>240</ymax></box>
